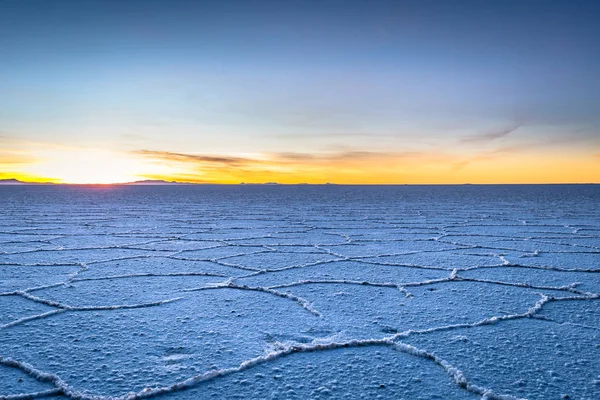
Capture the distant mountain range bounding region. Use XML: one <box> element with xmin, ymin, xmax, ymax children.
<box><xmin>0</xmin><ymin>178</ymin><xmax>184</xmax><ymax>185</ymax></box>
<box><xmin>0</xmin><ymin>179</ymin><xmax>286</xmax><ymax>185</ymax></box>
<box><xmin>0</xmin><ymin>178</ymin><xmax>47</xmax><ymax>185</ymax></box>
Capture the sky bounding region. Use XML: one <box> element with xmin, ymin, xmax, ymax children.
<box><xmin>1</xmin><ymin>0</ymin><xmax>599</xmax><ymax>184</ymax></box>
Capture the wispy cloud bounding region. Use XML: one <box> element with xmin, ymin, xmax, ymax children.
<box><xmin>460</xmin><ymin>124</ymin><xmax>522</xmax><ymax>144</ymax></box>
<box><xmin>133</xmin><ymin>150</ymin><xmax>256</xmax><ymax>166</ymax></box>
<box><xmin>272</xmin><ymin>150</ymin><xmax>420</xmax><ymax>162</ymax></box>
<box><xmin>266</xmin><ymin>131</ymin><xmax>398</xmax><ymax>140</ymax></box>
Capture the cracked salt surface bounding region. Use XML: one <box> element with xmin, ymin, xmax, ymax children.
<box><xmin>1</xmin><ymin>185</ymin><xmax>599</xmax><ymax>399</ymax></box>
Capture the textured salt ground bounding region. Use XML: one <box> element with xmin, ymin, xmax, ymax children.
<box><xmin>2</xmin><ymin>290</ymin><xmax>337</xmax><ymax>396</ymax></box>
<box><xmin>1</xmin><ymin>185</ymin><xmax>599</xmax><ymax>400</ymax></box>
<box><xmin>160</xmin><ymin>346</ymin><xmax>477</xmax><ymax>400</ymax></box>
<box><xmin>404</xmin><ymin>318</ymin><xmax>600</xmax><ymax>400</ymax></box>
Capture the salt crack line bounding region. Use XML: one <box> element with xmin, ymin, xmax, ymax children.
<box><xmin>183</xmin><ymin>282</ymin><xmax>321</xmax><ymax>317</ymax></box>
<box><xmin>536</xmin><ymin>317</ymin><xmax>600</xmax><ymax>332</ymax></box>
<box><xmin>0</xmin><ymin>262</ymin><xmax>81</xmax><ymax>267</ymax></box>
<box><xmin>164</xmin><ymin>256</ymin><xmax>262</xmax><ymax>272</ymax></box>
<box><xmin>456</xmin><ymin>276</ymin><xmax>592</xmax><ymax>296</ymax></box>
<box><xmin>390</xmin><ymin>293</ymin><xmax>556</xmax><ymax>341</ymax></box>
<box><xmin>268</xmin><ymin>279</ymin><xmax>399</xmax><ymax>290</ymax></box>
<box><xmin>1</xmin><ymin>238</ymin><xmax>174</xmax><ymax>255</ymax></box>
<box><xmin>70</xmin><ymin>297</ymin><xmax>183</xmax><ymax>311</ymax></box>
<box><xmin>461</xmin><ymin>262</ymin><xmax>600</xmax><ymax>273</ymax></box>
<box><xmin>0</xmin><ymin>357</ymin><xmax>91</xmax><ymax>400</ymax></box>
<box><xmin>270</xmin><ymin>278</ymin><xmax>418</xmax><ymax>297</ymax></box>
<box><xmin>0</xmin><ymin>388</ymin><xmax>63</xmax><ymax>400</ymax></box>
<box><xmin>352</xmin><ymin>258</ymin><xmax>452</xmax><ymax>271</ymax></box>
<box><xmin>0</xmin><ymin>298</ymin><xmax>182</xmax><ymax>330</ymax></box>
<box><xmin>0</xmin><ymin>310</ymin><xmax>65</xmax><ymax>330</ymax></box>
<box><xmin>445</xmin><ymin>240</ymin><xmax>600</xmax><ymax>256</ymax></box>
<box><xmin>250</xmin><ymin>272</ymin><xmax>590</xmax><ymax>299</ymax></box>
<box><xmin>261</xmin><ymin>258</ymin><xmax>346</xmax><ymax>274</ymax></box>
<box><xmin>66</xmin><ymin>263</ymin><xmax>89</xmax><ymax>283</ymax></box>
<box><xmin>86</xmin><ymin>254</ymin><xmax>159</xmax><ymax>266</ymax></box>
<box><xmin>0</xmin><ymin>282</ymin><xmax>67</xmax><ymax>296</ymax></box>
<box><xmin>527</xmin><ymin>238</ymin><xmax>600</xmax><ymax>251</ymax></box>
<box><xmin>15</xmin><ymin>291</ymin><xmax>68</xmax><ymax>309</ymax></box>
<box><xmin>71</xmin><ymin>271</ymin><xmax>229</xmax><ymax>283</ymax></box>
<box><xmin>210</xmin><ymin>249</ymin><xmax>276</xmax><ymax>260</ymax></box>
<box><xmin>207</xmin><ymin>259</ymin><xmax>263</xmax><ymax>272</ymax></box>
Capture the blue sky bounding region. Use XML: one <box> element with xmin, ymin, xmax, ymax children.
<box><xmin>1</xmin><ymin>0</ymin><xmax>599</xmax><ymax>183</ymax></box>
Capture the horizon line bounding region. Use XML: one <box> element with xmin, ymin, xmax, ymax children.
<box><xmin>1</xmin><ymin>179</ymin><xmax>598</xmax><ymax>186</ymax></box>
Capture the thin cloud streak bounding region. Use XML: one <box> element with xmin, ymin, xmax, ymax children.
<box><xmin>272</xmin><ymin>151</ymin><xmax>421</xmax><ymax>162</ymax></box>
<box><xmin>133</xmin><ymin>150</ymin><xmax>255</xmax><ymax>166</ymax></box>
<box><xmin>460</xmin><ymin>124</ymin><xmax>522</xmax><ymax>144</ymax></box>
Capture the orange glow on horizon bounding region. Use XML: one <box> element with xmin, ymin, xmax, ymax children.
<box><xmin>1</xmin><ymin>147</ymin><xmax>599</xmax><ymax>185</ymax></box>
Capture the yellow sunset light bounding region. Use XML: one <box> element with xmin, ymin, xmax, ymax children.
<box><xmin>24</xmin><ymin>149</ymin><xmax>164</xmax><ymax>184</ymax></box>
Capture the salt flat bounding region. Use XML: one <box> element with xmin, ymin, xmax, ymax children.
<box><xmin>1</xmin><ymin>185</ymin><xmax>599</xmax><ymax>400</ymax></box>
